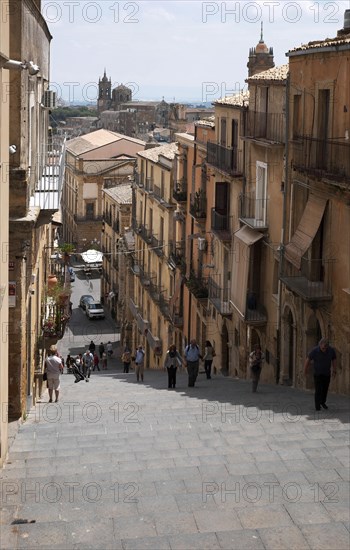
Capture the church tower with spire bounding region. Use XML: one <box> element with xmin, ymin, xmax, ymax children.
<box><xmin>97</xmin><ymin>70</ymin><xmax>112</xmax><ymax>114</ymax></box>
<box><xmin>247</xmin><ymin>23</ymin><xmax>274</xmax><ymax>77</ymax></box>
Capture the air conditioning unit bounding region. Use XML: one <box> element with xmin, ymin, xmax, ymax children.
<box><xmin>43</xmin><ymin>90</ymin><xmax>57</xmax><ymax>109</ymax></box>
<box><xmin>198</xmin><ymin>237</ymin><xmax>207</xmax><ymax>251</ymax></box>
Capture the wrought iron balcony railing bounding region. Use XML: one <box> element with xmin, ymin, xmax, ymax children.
<box><xmin>190</xmin><ymin>192</ymin><xmax>207</xmax><ymax>219</ymax></box>
<box><xmin>280</xmin><ymin>254</ymin><xmax>334</xmax><ymax>302</ymax></box>
<box><xmin>173</xmin><ymin>179</ymin><xmax>187</xmax><ymax>202</ymax></box>
<box><xmin>208</xmin><ymin>277</ymin><xmax>231</xmax><ymax>316</ymax></box>
<box><xmin>245</xmin><ymin>111</ymin><xmax>285</xmax><ymax>143</ymax></box>
<box><xmin>137</xmin><ymin>223</ymin><xmax>152</xmax><ymax>244</ymax></box>
<box><xmin>186</xmin><ymin>272</ymin><xmax>209</xmax><ymax>300</ymax></box>
<box><xmin>211</xmin><ymin>208</ymin><xmax>231</xmax><ymax>242</ymax></box>
<box><xmin>207</xmin><ymin>142</ymin><xmax>243</xmax><ymax>176</ymax></box>
<box><xmin>145</xmin><ymin>177</ymin><xmax>154</xmax><ymax>193</ymax></box>
<box><xmin>103</xmin><ymin>212</ymin><xmax>112</xmax><ymax>226</ymax></box>
<box><xmin>135</xmin><ymin>172</ymin><xmax>145</xmax><ymax>188</ymax></box>
<box><xmin>292</xmin><ymin>136</ymin><xmax>350</xmax><ymax>185</ymax></box>
<box><xmin>239</xmin><ymin>195</ymin><xmax>268</xmax><ymax>230</ymax></box>
<box><xmin>169</xmin><ymin>242</ymin><xmax>186</xmax><ymax>272</ymax></box>
<box><xmin>150</xmin><ymin>235</ymin><xmax>164</xmax><ymax>257</ymax></box>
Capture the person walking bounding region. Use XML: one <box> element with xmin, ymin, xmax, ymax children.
<box><xmin>249</xmin><ymin>345</ymin><xmax>265</xmax><ymax>393</ymax></box>
<box><xmin>121</xmin><ymin>347</ymin><xmax>132</xmax><ymax>373</ymax></box>
<box><xmin>89</xmin><ymin>340</ymin><xmax>96</xmax><ymax>354</ymax></box>
<box><xmin>304</xmin><ymin>338</ymin><xmax>336</xmax><ymax>411</ymax></box>
<box><xmin>82</xmin><ymin>348</ymin><xmax>93</xmax><ymax>381</ymax></box>
<box><xmin>106</xmin><ymin>341</ymin><xmax>113</xmax><ymax>357</ymax></box>
<box><xmin>164</xmin><ymin>344</ymin><xmax>182</xmax><ymax>389</ymax></box>
<box><xmin>44</xmin><ymin>345</ymin><xmax>63</xmax><ymax>403</ymax></box>
<box><xmin>203</xmin><ymin>340</ymin><xmax>215</xmax><ymax>380</ymax></box>
<box><xmin>184</xmin><ymin>339</ymin><xmax>202</xmax><ymax>387</ymax></box>
<box><xmin>134</xmin><ymin>345</ymin><xmax>145</xmax><ymax>382</ymax></box>
<box><xmin>93</xmin><ymin>352</ymin><xmax>100</xmax><ymax>372</ymax></box>
<box><xmin>98</xmin><ymin>342</ymin><xmax>105</xmax><ymax>359</ymax></box>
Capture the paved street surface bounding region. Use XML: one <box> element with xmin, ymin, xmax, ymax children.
<box><xmin>1</xmin><ymin>269</ymin><xmax>349</xmax><ymax>549</ymax></box>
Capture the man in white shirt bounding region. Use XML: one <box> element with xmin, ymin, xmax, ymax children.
<box><xmin>45</xmin><ymin>346</ymin><xmax>63</xmax><ymax>403</ymax></box>
<box><xmin>134</xmin><ymin>345</ymin><xmax>145</xmax><ymax>382</ymax></box>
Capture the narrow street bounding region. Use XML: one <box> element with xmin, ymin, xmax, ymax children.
<box><xmin>0</xmin><ymin>269</ymin><xmax>349</xmax><ymax>549</ymax></box>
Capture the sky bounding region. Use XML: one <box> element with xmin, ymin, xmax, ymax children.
<box><xmin>45</xmin><ymin>0</ymin><xmax>350</xmax><ymax>104</ymax></box>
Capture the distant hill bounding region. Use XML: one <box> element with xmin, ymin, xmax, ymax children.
<box><xmin>50</xmin><ymin>106</ymin><xmax>98</xmax><ymax>127</ymax></box>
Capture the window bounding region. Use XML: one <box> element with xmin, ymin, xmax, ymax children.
<box><xmin>220</xmin><ymin>117</ymin><xmax>227</xmax><ymax>147</ymax></box>
<box><xmin>256</xmin><ymin>161</ymin><xmax>267</xmax><ymax>225</ymax></box>
<box><xmin>292</xmin><ymin>94</ymin><xmax>301</xmax><ymax>139</ymax></box>
<box><xmin>86</xmin><ymin>203</ymin><xmax>94</xmax><ymax>219</ymax></box>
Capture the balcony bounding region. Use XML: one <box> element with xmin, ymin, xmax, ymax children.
<box><xmin>137</xmin><ymin>223</ymin><xmax>152</xmax><ymax>244</ymax></box>
<box><xmin>146</xmin><ymin>329</ymin><xmax>162</xmax><ymax>355</ymax></box>
<box><xmin>211</xmin><ymin>208</ymin><xmax>231</xmax><ymax>242</ymax></box>
<box><xmin>173</xmin><ymin>179</ymin><xmax>187</xmax><ymax>202</ymax></box>
<box><xmin>74</xmin><ymin>215</ymin><xmax>103</xmax><ymax>222</ymax></box>
<box><xmin>292</xmin><ymin>137</ymin><xmax>350</xmax><ymax>186</ymax></box>
<box><xmin>139</xmin><ymin>265</ymin><xmax>156</xmax><ymax>289</ymax></box>
<box><xmin>239</xmin><ymin>195</ymin><xmax>268</xmax><ymax>230</ymax></box>
<box><xmin>186</xmin><ymin>272</ymin><xmax>209</xmax><ymax>300</ymax></box>
<box><xmin>243</xmin><ymin>292</ymin><xmax>268</xmax><ymax>325</ymax></box>
<box><xmin>145</xmin><ymin>177</ymin><xmax>154</xmax><ymax>193</ymax></box>
<box><xmin>169</xmin><ymin>242</ymin><xmax>186</xmax><ymax>273</ymax></box>
<box><xmin>280</xmin><ymin>255</ymin><xmax>334</xmax><ymax>302</ymax></box>
<box><xmin>129</xmin><ymin>298</ymin><xmax>149</xmax><ymax>335</ymax></box>
<box><xmin>150</xmin><ymin>235</ymin><xmax>164</xmax><ymax>257</ymax></box>
<box><xmin>245</xmin><ymin>111</ymin><xmax>285</xmax><ymax>144</ymax></box>
<box><xmin>172</xmin><ymin>313</ymin><xmax>184</xmax><ymax>328</ymax></box>
<box><xmin>190</xmin><ymin>191</ymin><xmax>207</xmax><ymax>220</ymax></box>
<box><xmin>135</xmin><ymin>172</ymin><xmax>145</xmax><ymax>188</ymax></box>
<box><xmin>208</xmin><ymin>277</ymin><xmax>231</xmax><ymax>316</ymax></box>
<box><xmin>153</xmin><ymin>183</ymin><xmax>162</xmax><ymax>201</ymax></box>
<box><xmin>207</xmin><ymin>142</ymin><xmax>242</xmax><ymax>177</ymax></box>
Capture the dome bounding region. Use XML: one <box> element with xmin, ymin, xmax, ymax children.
<box><xmin>255</xmin><ymin>40</ymin><xmax>269</xmax><ymax>53</ymax></box>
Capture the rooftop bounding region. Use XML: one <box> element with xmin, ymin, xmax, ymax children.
<box><xmin>195</xmin><ymin>116</ymin><xmax>215</xmax><ymax>128</ymax></box>
<box><xmin>247</xmin><ymin>64</ymin><xmax>289</xmax><ymax>82</ymax></box>
<box><xmin>103</xmin><ymin>183</ymin><xmax>132</xmax><ymax>205</ymax></box>
<box><xmin>138</xmin><ymin>142</ymin><xmax>178</xmax><ymax>162</ymax></box>
<box><xmin>288</xmin><ymin>34</ymin><xmax>350</xmax><ymax>55</ymax></box>
<box><xmin>66</xmin><ymin>129</ymin><xmax>145</xmax><ymax>156</ymax></box>
<box><xmin>215</xmin><ymin>90</ymin><xmax>250</xmax><ymax>107</ymax></box>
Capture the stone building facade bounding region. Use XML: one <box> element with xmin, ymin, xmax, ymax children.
<box><xmin>0</xmin><ymin>0</ymin><xmax>10</xmax><ymax>465</ymax></box>
<box><xmin>62</xmin><ymin>129</ymin><xmax>146</xmax><ymax>252</ymax></box>
<box><xmin>280</xmin><ymin>14</ymin><xmax>350</xmax><ymax>393</ymax></box>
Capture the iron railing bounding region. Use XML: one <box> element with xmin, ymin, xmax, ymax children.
<box><xmin>173</xmin><ymin>179</ymin><xmax>187</xmax><ymax>202</ymax></box>
<box><xmin>280</xmin><ymin>254</ymin><xmax>334</xmax><ymax>301</ymax></box>
<box><xmin>292</xmin><ymin>136</ymin><xmax>350</xmax><ymax>185</ymax></box>
<box><xmin>245</xmin><ymin>111</ymin><xmax>285</xmax><ymax>143</ymax></box>
<box><xmin>239</xmin><ymin>195</ymin><xmax>268</xmax><ymax>230</ymax></box>
<box><xmin>207</xmin><ymin>142</ymin><xmax>242</xmax><ymax>176</ymax></box>
<box><xmin>190</xmin><ymin>192</ymin><xmax>207</xmax><ymax>219</ymax></box>
<box><xmin>208</xmin><ymin>277</ymin><xmax>231</xmax><ymax>316</ymax></box>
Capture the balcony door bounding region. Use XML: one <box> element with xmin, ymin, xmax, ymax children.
<box><xmin>215</xmin><ymin>183</ymin><xmax>228</xmax><ymax>214</ymax></box>
<box><xmin>231</xmin><ymin>119</ymin><xmax>238</xmax><ymax>170</ymax></box>
<box><xmin>215</xmin><ymin>183</ymin><xmax>228</xmax><ymax>230</ymax></box>
<box><xmin>256</xmin><ymin>161</ymin><xmax>267</xmax><ymax>225</ymax></box>
<box><xmin>316</xmin><ymin>89</ymin><xmax>330</xmax><ymax>169</ymax></box>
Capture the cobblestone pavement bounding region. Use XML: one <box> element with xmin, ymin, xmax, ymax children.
<box><xmin>1</xmin><ymin>356</ymin><xmax>349</xmax><ymax>550</ymax></box>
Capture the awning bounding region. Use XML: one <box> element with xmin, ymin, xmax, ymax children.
<box><xmin>81</xmin><ymin>250</ymin><xmax>103</xmax><ymax>264</ymax></box>
<box><xmin>284</xmin><ymin>195</ymin><xmax>327</xmax><ymax>269</ymax></box>
<box><xmin>231</xmin><ymin>226</ymin><xmax>264</xmax><ymax>317</ymax></box>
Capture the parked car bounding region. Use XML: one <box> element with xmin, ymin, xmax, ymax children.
<box><xmin>86</xmin><ymin>301</ymin><xmax>105</xmax><ymax>320</ymax></box>
<box><xmin>79</xmin><ymin>295</ymin><xmax>94</xmax><ymax>310</ymax></box>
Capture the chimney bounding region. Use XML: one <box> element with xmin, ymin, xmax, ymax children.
<box><xmin>337</xmin><ymin>9</ymin><xmax>350</xmax><ymax>36</ymax></box>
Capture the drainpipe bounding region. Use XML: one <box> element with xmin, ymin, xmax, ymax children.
<box><xmin>277</xmin><ymin>71</ymin><xmax>291</xmax><ymax>385</ymax></box>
